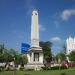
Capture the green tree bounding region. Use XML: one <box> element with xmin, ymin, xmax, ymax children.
<box><xmin>15</xmin><ymin>54</ymin><xmax>21</xmax><ymax>64</ymax></box>
<box><xmin>0</xmin><ymin>44</ymin><xmax>4</xmax><ymax>54</ymax></box>
<box><xmin>0</xmin><ymin>44</ymin><xmax>28</xmax><ymax>65</ymax></box>
<box><xmin>15</xmin><ymin>54</ymin><xmax>28</xmax><ymax>65</ymax></box>
<box><xmin>68</xmin><ymin>51</ymin><xmax>75</xmax><ymax>61</ymax></box>
<box><xmin>0</xmin><ymin>45</ymin><xmax>17</xmax><ymax>62</ymax></box>
<box><xmin>39</xmin><ymin>41</ymin><xmax>52</xmax><ymax>63</ymax></box>
<box><xmin>21</xmin><ymin>55</ymin><xmax>28</xmax><ymax>64</ymax></box>
<box><xmin>61</xmin><ymin>44</ymin><xmax>66</xmax><ymax>55</ymax></box>
<box><xmin>55</xmin><ymin>52</ymin><xmax>66</xmax><ymax>62</ymax></box>
<box><xmin>0</xmin><ymin>44</ymin><xmax>6</xmax><ymax>62</ymax></box>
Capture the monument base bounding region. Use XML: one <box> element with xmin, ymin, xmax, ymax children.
<box><xmin>25</xmin><ymin>63</ymin><xmax>44</xmax><ymax>70</ymax></box>
<box><xmin>26</xmin><ymin>47</ymin><xmax>44</xmax><ymax>70</ymax></box>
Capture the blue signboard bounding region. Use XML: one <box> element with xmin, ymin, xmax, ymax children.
<box><xmin>21</xmin><ymin>43</ymin><xmax>30</xmax><ymax>54</ymax></box>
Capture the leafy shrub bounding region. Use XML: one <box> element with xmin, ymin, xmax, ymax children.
<box><xmin>24</xmin><ymin>74</ymin><xmax>30</xmax><ymax>75</ymax></box>
<box><xmin>50</xmin><ymin>66</ymin><xmax>59</xmax><ymax>70</ymax></box>
<box><xmin>0</xmin><ymin>67</ymin><xmax>2</xmax><ymax>71</ymax></box>
<box><xmin>19</xmin><ymin>67</ymin><xmax>24</xmax><ymax>71</ymax></box>
<box><xmin>0</xmin><ymin>66</ymin><xmax>4</xmax><ymax>71</ymax></box>
<box><xmin>60</xmin><ymin>66</ymin><xmax>67</xmax><ymax>69</ymax></box>
<box><xmin>60</xmin><ymin>72</ymin><xmax>66</xmax><ymax>75</ymax></box>
<box><xmin>51</xmin><ymin>66</ymin><xmax>67</xmax><ymax>70</ymax></box>
<box><xmin>41</xmin><ymin>67</ymin><xmax>50</xmax><ymax>70</ymax></box>
<box><xmin>42</xmin><ymin>65</ymin><xmax>67</xmax><ymax>70</ymax></box>
<box><xmin>25</xmin><ymin>69</ymin><xmax>34</xmax><ymax>71</ymax></box>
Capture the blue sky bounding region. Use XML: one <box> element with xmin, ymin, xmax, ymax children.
<box><xmin>0</xmin><ymin>0</ymin><xmax>75</xmax><ymax>54</ymax></box>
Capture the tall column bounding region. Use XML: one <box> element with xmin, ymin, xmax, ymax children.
<box><xmin>31</xmin><ymin>10</ymin><xmax>39</xmax><ymax>47</ymax></box>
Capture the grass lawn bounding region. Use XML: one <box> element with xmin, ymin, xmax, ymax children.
<box><xmin>0</xmin><ymin>68</ymin><xmax>75</xmax><ymax>75</ymax></box>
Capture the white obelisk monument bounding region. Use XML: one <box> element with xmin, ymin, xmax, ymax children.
<box><xmin>27</xmin><ymin>10</ymin><xmax>44</xmax><ymax>70</ymax></box>
<box><xmin>31</xmin><ymin>10</ymin><xmax>39</xmax><ymax>47</ymax></box>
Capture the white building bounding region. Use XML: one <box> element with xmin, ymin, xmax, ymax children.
<box><xmin>26</xmin><ymin>10</ymin><xmax>44</xmax><ymax>70</ymax></box>
<box><xmin>66</xmin><ymin>36</ymin><xmax>75</xmax><ymax>55</ymax></box>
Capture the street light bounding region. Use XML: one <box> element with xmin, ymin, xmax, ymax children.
<box><xmin>13</xmin><ymin>57</ymin><xmax>16</xmax><ymax>75</ymax></box>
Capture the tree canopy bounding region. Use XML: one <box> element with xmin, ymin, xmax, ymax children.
<box><xmin>39</xmin><ymin>41</ymin><xmax>52</xmax><ymax>63</ymax></box>
<box><xmin>68</xmin><ymin>50</ymin><xmax>75</xmax><ymax>61</ymax></box>
<box><xmin>0</xmin><ymin>44</ymin><xmax>28</xmax><ymax>65</ymax></box>
<box><xmin>55</xmin><ymin>52</ymin><xmax>66</xmax><ymax>62</ymax></box>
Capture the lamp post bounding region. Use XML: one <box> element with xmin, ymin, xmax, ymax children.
<box><xmin>13</xmin><ymin>57</ymin><xmax>16</xmax><ymax>75</ymax></box>
<box><xmin>58</xmin><ymin>58</ymin><xmax>61</xmax><ymax>70</ymax></box>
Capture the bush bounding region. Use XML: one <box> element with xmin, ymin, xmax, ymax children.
<box><xmin>0</xmin><ymin>66</ymin><xmax>4</xmax><ymax>71</ymax></box>
<box><xmin>25</xmin><ymin>69</ymin><xmax>34</xmax><ymax>71</ymax></box>
<box><xmin>61</xmin><ymin>66</ymin><xmax>67</xmax><ymax>69</ymax></box>
<box><xmin>41</xmin><ymin>67</ymin><xmax>50</xmax><ymax>70</ymax></box>
<box><xmin>50</xmin><ymin>66</ymin><xmax>59</xmax><ymax>70</ymax></box>
<box><xmin>41</xmin><ymin>65</ymin><xmax>68</xmax><ymax>70</ymax></box>
<box><xmin>51</xmin><ymin>66</ymin><xmax>67</xmax><ymax>70</ymax></box>
<box><xmin>19</xmin><ymin>67</ymin><xmax>24</xmax><ymax>71</ymax></box>
<box><xmin>0</xmin><ymin>68</ymin><xmax>2</xmax><ymax>71</ymax></box>
<box><xmin>60</xmin><ymin>72</ymin><xmax>66</xmax><ymax>75</ymax></box>
<box><xmin>24</xmin><ymin>74</ymin><xmax>30</xmax><ymax>75</ymax></box>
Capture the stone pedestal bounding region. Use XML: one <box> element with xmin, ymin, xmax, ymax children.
<box><xmin>27</xmin><ymin>47</ymin><xmax>44</xmax><ymax>70</ymax></box>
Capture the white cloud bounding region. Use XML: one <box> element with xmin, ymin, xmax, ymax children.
<box><xmin>61</xmin><ymin>9</ymin><xmax>75</xmax><ymax>21</ymax></box>
<box><xmin>39</xmin><ymin>24</ymin><xmax>46</xmax><ymax>32</ymax></box>
<box><xmin>50</xmin><ymin>37</ymin><xmax>61</xmax><ymax>43</ymax></box>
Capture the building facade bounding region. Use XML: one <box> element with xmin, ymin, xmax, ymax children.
<box><xmin>66</xmin><ymin>36</ymin><xmax>75</xmax><ymax>55</ymax></box>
